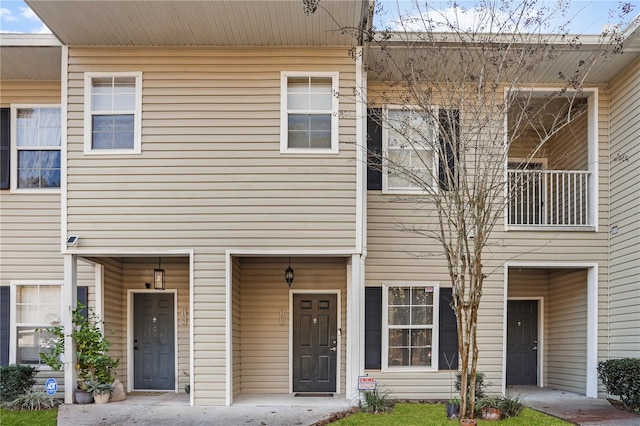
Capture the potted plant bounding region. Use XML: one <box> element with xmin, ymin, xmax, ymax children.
<box><xmin>39</xmin><ymin>303</ymin><xmax>119</xmax><ymax>404</ymax></box>
<box><xmin>85</xmin><ymin>378</ymin><xmax>114</xmax><ymax>404</ymax></box>
<box><xmin>443</xmin><ymin>353</ymin><xmax>459</xmax><ymax>419</ymax></box>
<box><xmin>447</xmin><ymin>397</ymin><xmax>460</xmax><ymax>419</ymax></box>
<box><xmin>476</xmin><ymin>396</ymin><xmax>503</xmax><ymax>421</ymax></box>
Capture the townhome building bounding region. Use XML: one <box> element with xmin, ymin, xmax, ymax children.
<box><xmin>1</xmin><ymin>0</ymin><xmax>638</xmax><ymax>407</ymax></box>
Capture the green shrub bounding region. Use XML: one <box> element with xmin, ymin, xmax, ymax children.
<box><xmin>455</xmin><ymin>371</ymin><xmax>487</xmax><ymax>400</ymax></box>
<box><xmin>476</xmin><ymin>394</ymin><xmax>525</xmax><ymax>418</ymax></box>
<box><xmin>598</xmin><ymin>358</ymin><xmax>640</xmax><ymax>410</ymax></box>
<box><xmin>3</xmin><ymin>391</ymin><xmax>60</xmax><ymax>411</ymax></box>
<box><xmin>360</xmin><ymin>387</ymin><xmax>394</xmax><ymax>413</ymax></box>
<box><xmin>0</xmin><ymin>364</ymin><xmax>37</xmax><ymax>403</ymax></box>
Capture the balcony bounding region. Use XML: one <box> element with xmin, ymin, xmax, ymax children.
<box><xmin>507</xmin><ymin>169</ymin><xmax>592</xmax><ymax>228</ymax></box>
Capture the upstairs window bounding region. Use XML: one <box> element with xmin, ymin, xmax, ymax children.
<box><xmin>383</xmin><ymin>107</ymin><xmax>438</xmax><ymax>193</ymax></box>
<box><xmin>84</xmin><ymin>72</ymin><xmax>142</xmax><ymax>154</ymax></box>
<box><xmin>280</xmin><ymin>72</ymin><xmax>339</xmax><ymax>153</ymax></box>
<box><xmin>10</xmin><ymin>106</ymin><xmax>61</xmax><ymax>191</ymax></box>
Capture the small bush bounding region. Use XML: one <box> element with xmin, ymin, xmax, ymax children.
<box><xmin>0</xmin><ymin>364</ymin><xmax>37</xmax><ymax>403</ymax></box>
<box><xmin>598</xmin><ymin>358</ymin><xmax>640</xmax><ymax>410</ymax></box>
<box><xmin>475</xmin><ymin>394</ymin><xmax>525</xmax><ymax>419</ymax></box>
<box><xmin>3</xmin><ymin>391</ymin><xmax>60</xmax><ymax>411</ymax></box>
<box><xmin>360</xmin><ymin>387</ymin><xmax>394</xmax><ymax>413</ymax></box>
<box><xmin>455</xmin><ymin>371</ymin><xmax>487</xmax><ymax>399</ymax></box>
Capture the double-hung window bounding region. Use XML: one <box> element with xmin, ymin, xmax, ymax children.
<box><xmin>280</xmin><ymin>72</ymin><xmax>339</xmax><ymax>153</ymax></box>
<box><xmin>383</xmin><ymin>107</ymin><xmax>438</xmax><ymax>193</ymax></box>
<box><xmin>383</xmin><ymin>283</ymin><xmax>439</xmax><ymax>370</ymax></box>
<box><xmin>11</xmin><ymin>283</ymin><xmax>62</xmax><ymax>366</ymax></box>
<box><xmin>10</xmin><ymin>106</ymin><xmax>61</xmax><ymax>191</ymax></box>
<box><xmin>84</xmin><ymin>72</ymin><xmax>142</xmax><ymax>154</ymax></box>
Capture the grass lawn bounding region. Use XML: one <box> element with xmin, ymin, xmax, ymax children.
<box><xmin>0</xmin><ymin>407</ymin><xmax>57</xmax><ymax>426</ymax></box>
<box><xmin>331</xmin><ymin>403</ymin><xmax>569</xmax><ymax>425</ymax></box>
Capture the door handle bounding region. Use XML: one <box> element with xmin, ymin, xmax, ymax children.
<box><xmin>532</xmin><ymin>346</ymin><xmax>538</xmax><ymax>351</ymax></box>
<box><xmin>329</xmin><ymin>347</ymin><xmax>336</xmax><ymax>352</ymax></box>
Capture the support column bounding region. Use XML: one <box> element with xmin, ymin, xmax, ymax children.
<box><xmin>346</xmin><ymin>254</ymin><xmax>364</xmax><ymax>403</ymax></box>
<box><xmin>63</xmin><ymin>254</ymin><xmax>78</xmax><ymax>404</ymax></box>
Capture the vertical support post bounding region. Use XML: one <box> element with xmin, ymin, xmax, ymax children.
<box><xmin>586</xmin><ymin>265</ymin><xmax>598</xmax><ymax>398</ymax></box>
<box><xmin>346</xmin><ymin>254</ymin><xmax>363</xmax><ymax>404</ymax></box>
<box><xmin>63</xmin><ymin>254</ymin><xmax>78</xmax><ymax>404</ymax></box>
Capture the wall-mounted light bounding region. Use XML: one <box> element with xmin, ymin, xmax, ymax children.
<box><xmin>66</xmin><ymin>236</ymin><xmax>79</xmax><ymax>247</ymax></box>
<box><xmin>285</xmin><ymin>257</ymin><xmax>294</xmax><ymax>287</ymax></box>
<box><xmin>154</xmin><ymin>257</ymin><xmax>165</xmax><ymax>290</ymax></box>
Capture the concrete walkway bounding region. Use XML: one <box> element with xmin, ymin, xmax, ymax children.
<box><xmin>508</xmin><ymin>386</ymin><xmax>640</xmax><ymax>426</ymax></box>
<box><xmin>58</xmin><ymin>388</ymin><xmax>640</xmax><ymax>426</ymax></box>
<box><xmin>57</xmin><ymin>392</ymin><xmax>353</xmax><ymax>426</ymax></box>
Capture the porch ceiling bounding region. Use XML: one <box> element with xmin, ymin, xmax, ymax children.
<box><xmin>0</xmin><ymin>34</ymin><xmax>61</xmax><ymax>80</ymax></box>
<box><xmin>25</xmin><ymin>0</ymin><xmax>370</xmax><ymax>47</ymax></box>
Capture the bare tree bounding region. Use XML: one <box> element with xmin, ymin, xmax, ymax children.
<box><xmin>323</xmin><ymin>0</ymin><xmax>632</xmax><ymax>419</ymax></box>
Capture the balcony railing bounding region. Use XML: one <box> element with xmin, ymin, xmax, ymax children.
<box><xmin>507</xmin><ymin>169</ymin><xmax>592</xmax><ymax>227</ymax></box>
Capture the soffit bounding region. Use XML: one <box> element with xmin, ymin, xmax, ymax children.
<box><xmin>26</xmin><ymin>0</ymin><xmax>368</xmax><ymax>47</ymax></box>
<box><xmin>0</xmin><ymin>34</ymin><xmax>61</xmax><ymax>80</ymax></box>
<box><xmin>366</xmin><ymin>41</ymin><xmax>640</xmax><ymax>85</ymax></box>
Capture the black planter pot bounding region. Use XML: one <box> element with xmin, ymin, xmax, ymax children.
<box><xmin>446</xmin><ymin>401</ymin><xmax>460</xmax><ymax>419</ymax></box>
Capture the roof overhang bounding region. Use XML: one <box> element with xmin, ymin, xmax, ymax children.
<box><xmin>365</xmin><ymin>25</ymin><xmax>640</xmax><ymax>85</ymax></box>
<box><xmin>25</xmin><ymin>0</ymin><xmax>371</xmax><ymax>47</ymax></box>
<box><xmin>0</xmin><ymin>34</ymin><xmax>61</xmax><ymax>80</ymax></box>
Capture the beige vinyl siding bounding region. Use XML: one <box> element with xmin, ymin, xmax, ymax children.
<box><xmin>99</xmin><ymin>257</ymin><xmax>126</xmax><ymax>384</ymax></box>
<box><xmin>546</xmin><ymin>113</ymin><xmax>588</xmax><ymax>170</ymax></box>
<box><xmin>1</xmin><ymin>80</ymin><xmax>63</xmax><ymax>287</ymax></box>
<box><xmin>65</xmin><ymin>47</ymin><xmax>357</xmax><ymax>252</ymax></box>
<box><xmin>547</xmin><ymin>269</ymin><xmax>588</xmax><ymax>394</ymax></box>
<box><xmin>232</xmin><ymin>257</ymin><xmax>241</xmax><ymax>398</ymax></box>
<box><xmin>608</xmin><ymin>58</ymin><xmax>640</xmax><ymax>358</ymax></box>
<box><xmin>237</xmin><ymin>257</ymin><xmax>347</xmax><ymax>394</ymax></box>
<box><xmin>365</xmin><ymin>82</ymin><xmax>609</xmax><ymax>399</ymax></box>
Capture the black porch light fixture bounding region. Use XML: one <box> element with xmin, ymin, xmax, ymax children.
<box><xmin>154</xmin><ymin>257</ymin><xmax>166</xmax><ymax>290</ymax></box>
<box><xmin>285</xmin><ymin>257</ymin><xmax>294</xmax><ymax>288</ymax></box>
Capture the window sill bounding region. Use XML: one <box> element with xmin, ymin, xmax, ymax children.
<box><xmin>10</xmin><ymin>188</ymin><xmax>61</xmax><ymax>194</ymax></box>
<box><xmin>382</xmin><ymin>366</ymin><xmax>439</xmax><ymax>373</ymax></box>
<box><xmin>280</xmin><ymin>148</ymin><xmax>340</xmax><ymax>155</ymax></box>
<box><xmin>84</xmin><ymin>148</ymin><xmax>141</xmax><ymax>156</ymax></box>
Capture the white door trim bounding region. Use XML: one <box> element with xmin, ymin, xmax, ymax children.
<box><xmin>127</xmin><ymin>289</ymin><xmax>178</xmax><ymax>393</ymax></box>
<box><xmin>289</xmin><ymin>289</ymin><xmax>342</xmax><ymax>394</ymax></box>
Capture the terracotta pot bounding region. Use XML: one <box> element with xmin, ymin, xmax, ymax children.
<box><xmin>93</xmin><ymin>392</ymin><xmax>110</xmax><ymax>404</ymax></box>
<box><xmin>482</xmin><ymin>407</ymin><xmax>502</xmax><ymax>421</ymax></box>
<box><xmin>460</xmin><ymin>418</ymin><xmax>477</xmax><ymax>426</ymax></box>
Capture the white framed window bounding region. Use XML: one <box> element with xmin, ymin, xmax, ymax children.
<box><xmin>280</xmin><ymin>72</ymin><xmax>339</xmax><ymax>153</ymax></box>
<box><xmin>84</xmin><ymin>72</ymin><xmax>142</xmax><ymax>154</ymax></box>
<box><xmin>10</xmin><ymin>282</ymin><xmax>62</xmax><ymax>366</ymax></box>
<box><xmin>382</xmin><ymin>106</ymin><xmax>439</xmax><ymax>193</ymax></box>
<box><xmin>382</xmin><ymin>283</ymin><xmax>439</xmax><ymax>371</ymax></box>
<box><xmin>10</xmin><ymin>105</ymin><xmax>61</xmax><ymax>192</ymax></box>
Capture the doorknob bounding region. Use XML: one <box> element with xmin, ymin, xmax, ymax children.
<box><xmin>532</xmin><ymin>345</ymin><xmax>538</xmax><ymax>351</ymax></box>
<box><xmin>329</xmin><ymin>347</ymin><xmax>336</xmax><ymax>352</ymax></box>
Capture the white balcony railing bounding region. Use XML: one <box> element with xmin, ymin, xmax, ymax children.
<box><xmin>507</xmin><ymin>169</ymin><xmax>592</xmax><ymax>227</ymax></box>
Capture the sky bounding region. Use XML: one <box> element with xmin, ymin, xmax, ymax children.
<box><xmin>0</xmin><ymin>0</ymin><xmax>638</xmax><ymax>35</ymax></box>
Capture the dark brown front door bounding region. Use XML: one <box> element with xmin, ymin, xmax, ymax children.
<box><xmin>507</xmin><ymin>300</ymin><xmax>538</xmax><ymax>385</ymax></box>
<box><xmin>293</xmin><ymin>293</ymin><xmax>337</xmax><ymax>392</ymax></box>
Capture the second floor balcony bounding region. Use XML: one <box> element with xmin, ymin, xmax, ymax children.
<box><xmin>507</xmin><ymin>169</ymin><xmax>592</xmax><ymax>228</ymax></box>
